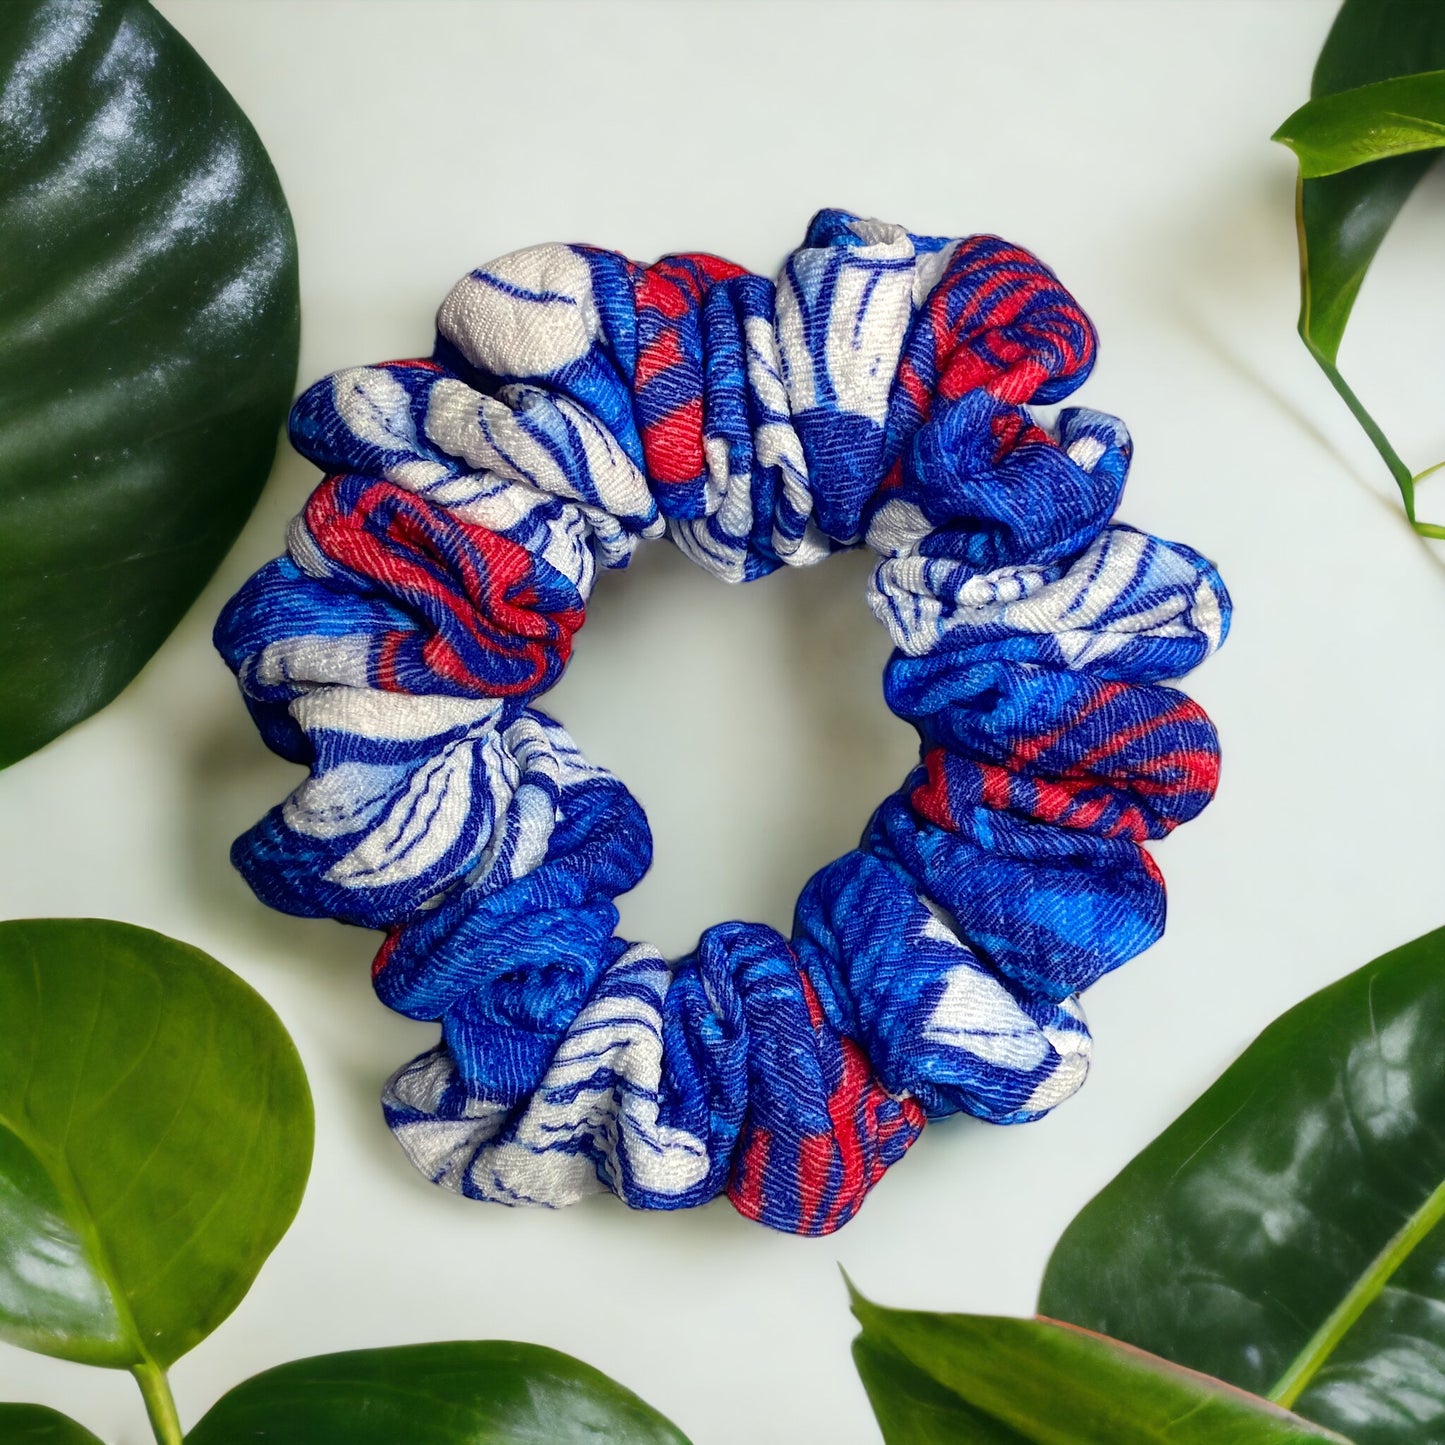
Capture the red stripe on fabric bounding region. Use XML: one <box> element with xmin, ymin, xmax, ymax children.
<box><xmin>910</xmin><ymin>748</ymin><xmax>957</xmax><ymax>830</ymax></box>
<box><xmin>817</xmin><ymin>1039</ymin><xmax>872</xmax><ymax>1233</ymax></box>
<box><xmin>1008</xmin><ymin>680</ymin><xmax>1128</xmax><ymax>767</ymax></box>
<box><xmin>912</xmin><ymin>744</ymin><xmax>1219</xmax><ymax>843</ymax></box>
<box><xmin>897</xmin><ymin>360</ymin><xmax>932</xmax><ymax>418</ymax></box>
<box><xmin>642</xmin><ymin>398</ymin><xmax>705</xmax><ymax>484</ymax></box>
<box><xmin>636</xmin><ymin>254</ymin><xmax>747</xmax><ymax>321</ymax></box>
<box><xmin>371</xmin><ymin>931</ymin><xmax>400</xmax><ymax>979</ymax></box>
<box><xmin>688</xmin><ymin>253</ymin><xmax>749</xmax><ymax>285</ymax></box>
<box><xmin>634</xmin><ymin>326</ymin><xmax>686</xmax><ymax>388</ymax></box>
<box><xmin>979</xmin><ymin>762</ymin><xmax>1011</xmax><ymax>810</ymax></box>
<box><xmin>796</xmin><ymin>1133</ymin><xmax>835</xmax><ymax>1236</ymax></box>
<box><xmin>304</xmin><ymin>476</ymin><xmax>584</xmax><ymax>698</ymax></box>
<box><xmin>1106</xmin><ymin>804</ymin><xmax>1151</xmax><ymax>840</ymax></box>
<box><xmin>636</xmin><ymin>269</ymin><xmax>694</xmax><ymax>322</ymax></box>
<box><xmin>798</xmin><ymin>972</ymin><xmax>826</xmax><ymax>1030</ymax></box>
<box><xmin>1063</xmin><ymin>792</ymin><xmax>1111</xmax><ymax>831</ymax></box>
<box><xmin>728</xmin><ymin>1127</ymin><xmax>772</xmax><ymax>1222</ymax></box>
<box><xmin>1071</xmin><ymin>697</ymin><xmax>1206</xmax><ymax>770</ymax></box>
<box><xmin>375</xmin><ymin>630</ymin><xmax>406</xmax><ymax>692</ymax></box>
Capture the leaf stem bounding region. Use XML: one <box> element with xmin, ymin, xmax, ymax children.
<box><xmin>1268</xmin><ymin>1174</ymin><xmax>1445</xmax><ymax>1409</ymax></box>
<box><xmin>1304</xmin><ymin>340</ymin><xmax>1417</xmax><ymax>519</ymax></box>
<box><xmin>1413</xmin><ymin>464</ymin><xmax>1445</xmax><ymax>537</ymax></box>
<box><xmin>131</xmin><ymin>1360</ymin><xmax>183</xmax><ymax>1445</ymax></box>
<box><xmin>1305</xmin><ymin>344</ymin><xmax>1445</xmax><ymax>536</ymax></box>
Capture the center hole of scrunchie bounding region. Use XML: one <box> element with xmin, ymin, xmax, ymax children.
<box><xmin>545</xmin><ymin>542</ymin><xmax>918</xmax><ymax>957</ymax></box>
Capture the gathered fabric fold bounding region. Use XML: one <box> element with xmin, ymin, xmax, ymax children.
<box><xmin>217</xmin><ymin>210</ymin><xmax>1230</xmax><ymax>1235</ymax></box>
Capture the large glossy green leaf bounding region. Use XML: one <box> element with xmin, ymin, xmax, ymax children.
<box><xmin>848</xmin><ymin>1288</ymin><xmax>1348</xmax><ymax>1444</ymax></box>
<box><xmin>1276</xmin><ymin>71</ymin><xmax>1445</xmax><ymax>178</ymax></box>
<box><xmin>1040</xmin><ymin>926</ymin><xmax>1445</xmax><ymax>1445</ymax></box>
<box><xmin>0</xmin><ymin>918</ymin><xmax>312</xmax><ymax>1371</ymax></box>
<box><xmin>185</xmin><ymin>1341</ymin><xmax>692</xmax><ymax>1445</ymax></box>
<box><xmin>0</xmin><ymin>0</ymin><xmax>299</xmax><ymax>768</ymax></box>
<box><xmin>0</xmin><ymin>1404</ymin><xmax>105</xmax><ymax>1444</ymax></box>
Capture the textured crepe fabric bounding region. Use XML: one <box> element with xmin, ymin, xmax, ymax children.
<box><xmin>217</xmin><ymin>211</ymin><xmax>1229</xmax><ymax>1235</ymax></box>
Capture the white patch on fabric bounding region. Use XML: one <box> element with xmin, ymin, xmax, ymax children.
<box><xmin>1192</xmin><ymin>576</ymin><xmax>1225</xmax><ymax>651</ymax></box>
<box><xmin>1024</xmin><ymin>1008</ymin><xmax>1092</xmax><ymax>1114</ymax></box>
<box><xmin>668</xmin><ymin>518</ymin><xmax>744</xmax><ymax>584</ymax></box>
<box><xmin>922</xmin><ymin>964</ymin><xmax>1051</xmax><ymax>1072</ymax></box>
<box><xmin>282</xmin><ymin>758</ymin><xmax>401</xmax><ymax>841</ymax></box>
<box><xmin>911</xmin><ymin>240</ymin><xmax>959</xmax><ymax>308</ymax></box>
<box><xmin>918</xmin><ymin>895</ymin><xmax>962</xmax><ymax>944</ymax></box>
<box><xmin>866</xmin><ymin>499</ymin><xmax>932</xmax><ymax>557</ymax></box>
<box><xmin>823</xmin><ymin>245</ymin><xmax>914</xmax><ymax>425</ymax></box>
<box><xmin>743</xmin><ymin>315</ymin><xmax>814</xmax><ymax>528</ymax></box>
<box><xmin>427</xmin><ymin>379</ymin><xmax>654</xmax><ymax>530</ymax></box>
<box><xmin>290</xmin><ymin>688</ymin><xmax>501</xmax><ymax>742</ymax></box>
<box><xmin>499</xmin><ymin>781</ymin><xmax>555</xmax><ymax>881</ymax></box>
<box><xmin>386</xmin><ymin>1052</ymin><xmax>510</xmax><ymax>1190</ymax></box>
<box><xmin>448</xmin><ymin>476</ymin><xmax>566</xmax><ymax>533</ymax></box>
<box><xmin>480</xmin><ymin>947</ymin><xmax>710</xmax><ymax>1204</ymax></box>
<box><xmin>331</xmin><ymin>366</ymin><xmax>418</xmax><ymax>454</ymax></box>
<box><xmin>870</xmin><ymin>526</ymin><xmax>1217</xmax><ymax>661</ymax></box>
<box><xmin>321</xmin><ymin>741</ymin><xmax>483</xmax><ymax>888</ymax></box>
<box><xmin>701</xmin><ymin>433</ymin><xmax>733</xmax><ymax>516</ymax></box>
<box><xmin>954</xmin><ymin>563</ymin><xmax>1049</xmax><ymax>609</ymax></box>
<box><xmin>773</xmin><ymin>269</ymin><xmax>817</xmax><ymax>415</ymax></box>
<box><xmin>384</xmin><ymin>945</ymin><xmax>716</xmax><ymax>1211</ymax></box>
<box><xmin>789</xmin><ymin>521</ymin><xmax>832</xmax><ymax>568</ymax></box>
<box><xmin>436</xmin><ymin>244</ymin><xmax>599</xmax><ymax>377</ymax></box>
<box><xmin>1065</xmin><ymin>435</ymin><xmax>1106</xmax><ymax>472</ymax></box>
<box><xmin>254</xmin><ymin>633</ymin><xmax>373</xmax><ymax>690</ymax></box>
<box><xmin>387</xmin><ymin>458</ymin><xmax>452</xmax><ymax>490</ymax></box>
<box><xmin>286</xmin><ymin>512</ymin><xmax>332</xmax><ymax>581</ymax></box>
<box><xmin>847</xmin><ymin>217</ymin><xmax>910</xmax><ymax>247</ymax></box>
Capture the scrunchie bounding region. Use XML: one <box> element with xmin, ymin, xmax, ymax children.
<box><xmin>216</xmin><ymin>210</ymin><xmax>1230</xmax><ymax>1236</ymax></box>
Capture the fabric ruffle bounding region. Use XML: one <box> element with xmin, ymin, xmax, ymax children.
<box><xmin>216</xmin><ymin>210</ymin><xmax>1230</xmax><ymax>1235</ymax></box>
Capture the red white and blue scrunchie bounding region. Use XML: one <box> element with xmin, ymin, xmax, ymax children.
<box><xmin>216</xmin><ymin>210</ymin><xmax>1230</xmax><ymax>1236</ymax></box>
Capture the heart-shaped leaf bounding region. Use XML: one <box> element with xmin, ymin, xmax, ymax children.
<box><xmin>0</xmin><ymin>0</ymin><xmax>299</xmax><ymax>768</ymax></box>
<box><xmin>1275</xmin><ymin>70</ymin><xmax>1445</xmax><ymax>177</ymax></box>
<box><xmin>184</xmin><ymin>1341</ymin><xmax>692</xmax><ymax>1444</ymax></box>
<box><xmin>1040</xmin><ymin>926</ymin><xmax>1445</xmax><ymax>1444</ymax></box>
<box><xmin>1278</xmin><ymin>0</ymin><xmax>1445</xmax><ymax>535</ymax></box>
<box><xmin>1296</xmin><ymin>0</ymin><xmax>1445</xmax><ymax>365</ymax></box>
<box><xmin>0</xmin><ymin>919</ymin><xmax>312</xmax><ymax>1372</ymax></box>
<box><xmin>0</xmin><ymin>1404</ymin><xmax>105</xmax><ymax>1444</ymax></box>
<box><xmin>848</xmin><ymin>1286</ymin><xmax>1349</xmax><ymax>1444</ymax></box>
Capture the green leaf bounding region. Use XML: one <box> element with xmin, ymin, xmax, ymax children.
<box><xmin>0</xmin><ymin>1404</ymin><xmax>105</xmax><ymax>1444</ymax></box>
<box><xmin>1278</xmin><ymin>0</ymin><xmax>1445</xmax><ymax>534</ymax></box>
<box><xmin>184</xmin><ymin>1341</ymin><xmax>693</xmax><ymax>1444</ymax></box>
<box><xmin>1301</xmin><ymin>0</ymin><xmax>1445</xmax><ymax>359</ymax></box>
<box><xmin>0</xmin><ymin>0</ymin><xmax>299</xmax><ymax>768</ymax></box>
<box><xmin>1295</xmin><ymin>155</ymin><xmax>1431</xmax><ymax>369</ymax></box>
<box><xmin>0</xmin><ymin>918</ymin><xmax>312</xmax><ymax>1372</ymax></box>
<box><xmin>853</xmin><ymin>1334</ymin><xmax>1033</xmax><ymax>1444</ymax></box>
<box><xmin>848</xmin><ymin>1287</ymin><xmax>1348</xmax><ymax>1444</ymax></box>
<box><xmin>1040</xmin><ymin>926</ymin><xmax>1445</xmax><ymax>1445</ymax></box>
<box><xmin>1276</xmin><ymin>71</ymin><xmax>1445</xmax><ymax>178</ymax></box>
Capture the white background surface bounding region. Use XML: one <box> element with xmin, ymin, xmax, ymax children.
<box><xmin>3</xmin><ymin>2</ymin><xmax>1445</xmax><ymax>1440</ymax></box>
